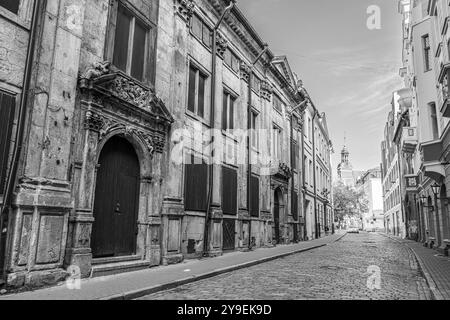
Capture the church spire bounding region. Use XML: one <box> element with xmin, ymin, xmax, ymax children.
<box><xmin>341</xmin><ymin>133</ymin><xmax>349</xmax><ymax>164</ymax></box>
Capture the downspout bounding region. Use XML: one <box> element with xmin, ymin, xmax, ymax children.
<box><xmin>204</xmin><ymin>0</ymin><xmax>236</xmax><ymax>255</ymax></box>
<box><xmin>312</xmin><ymin>111</ymin><xmax>319</xmax><ymax>239</ymax></box>
<box><xmin>2</xmin><ymin>0</ymin><xmax>43</xmax><ymax>215</ymax></box>
<box><xmin>1</xmin><ymin>0</ymin><xmax>44</xmax><ymax>278</ymax></box>
<box><xmin>247</xmin><ymin>44</ymin><xmax>268</xmax><ymax>250</ymax></box>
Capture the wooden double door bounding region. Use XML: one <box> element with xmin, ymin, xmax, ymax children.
<box><xmin>92</xmin><ymin>136</ymin><xmax>140</xmax><ymax>259</ymax></box>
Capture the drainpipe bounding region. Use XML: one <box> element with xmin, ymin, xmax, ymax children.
<box><xmin>247</xmin><ymin>44</ymin><xmax>268</xmax><ymax>250</ymax></box>
<box><xmin>0</xmin><ymin>0</ymin><xmax>44</xmax><ymax>280</ymax></box>
<box><xmin>204</xmin><ymin>0</ymin><xmax>236</xmax><ymax>256</ymax></box>
<box><xmin>290</xmin><ymin>99</ymin><xmax>307</xmax><ymax>242</ymax></box>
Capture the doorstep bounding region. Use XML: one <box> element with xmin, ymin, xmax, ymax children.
<box><xmin>91</xmin><ymin>260</ymin><xmax>151</xmax><ymax>278</ymax></box>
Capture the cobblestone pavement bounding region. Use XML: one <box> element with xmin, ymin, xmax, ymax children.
<box><xmin>139</xmin><ymin>233</ymin><xmax>432</xmax><ymax>300</ymax></box>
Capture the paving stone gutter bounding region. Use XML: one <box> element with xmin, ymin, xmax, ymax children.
<box><xmin>379</xmin><ymin>233</ymin><xmax>445</xmax><ymax>300</ymax></box>
<box><xmin>104</xmin><ymin>232</ymin><xmax>348</xmax><ymax>300</ymax></box>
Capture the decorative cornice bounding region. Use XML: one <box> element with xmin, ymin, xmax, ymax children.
<box><xmin>174</xmin><ymin>0</ymin><xmax>195</xmax><ymax>24</ymax></box>
<box><xmin>79</xmin><ymin>61</ymin><xmax>174</xmax><ymax>126</ymax></box>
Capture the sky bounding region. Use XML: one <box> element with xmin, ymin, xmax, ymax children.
<box><xmin>238</xmin><ymin>0</ymin><xmax>404</xmax><ymax>176</ymax></box>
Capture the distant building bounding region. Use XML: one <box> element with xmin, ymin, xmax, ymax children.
<box><xmin>337</xmin><ymin>143</ymin><xmax>364</xmax><ymax>187</ymax></box>
<box><xmin>356</xmin><ymin>168</ymin><xmax>385</xmax><ymax>232</ymax></box>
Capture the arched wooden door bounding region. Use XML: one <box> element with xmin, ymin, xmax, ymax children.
<box><xmin>92</xmin><ymin>136</ymin><xmax>140</xmax><ymax>258</ymax></box>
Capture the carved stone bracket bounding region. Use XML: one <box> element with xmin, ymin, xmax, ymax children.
<box><xmin>174</xmin><ymin>0</ymin><xmax>195</xmax><ymax>24</ymax></box>
<box><xmin>84</xmin><ymin>111</ymin><xmax>104</xmax><ymax>132</ymax></box>
<box><xmin>216</xmin><ymin>32</ymin><xmax>228</xmax><ymax>58</ymax></box>
<box><xmin>240</xmin><ymin>62</ymin><xmax>251</xmax><ymax>82</ymax></box>
<box><xmin>261</xmin><ymin>80</ymin><xmax>273</xmax><ymax>101</ymax></box>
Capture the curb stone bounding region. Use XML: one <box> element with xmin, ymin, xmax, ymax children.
<box><xmin>379</xmin><ymin>233</ymin><xmax>444</xmax><ymax>300</ymax></box>
<box><xmin>102</xmin><ymin>233</ymin><xmax>348</xmax><ymax>300</ymax></box>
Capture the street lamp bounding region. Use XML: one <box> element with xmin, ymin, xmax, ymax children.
<box><xmin>431</xmin><ymin>183</ymin><xmax>441</xmax><ymax>196</ymax></box>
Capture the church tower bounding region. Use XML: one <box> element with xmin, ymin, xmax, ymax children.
<box><xmin>337</xmin><ymin>136</ymin><xmax>357</xmax><ymax>187</ymax></box>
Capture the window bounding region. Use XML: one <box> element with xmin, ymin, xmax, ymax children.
<box><xmin>429</xmin><ymin>102</ymin><xmax>439</xmax><ymax>139</ymax></box>
<box><xmin>0</xmin><ymin>91</ymin><xmax>16</xmax><ymax>195</ymax></box>
<box><xmin>0</xmin><ymin>0</ymin><xmax>19</xmax><ymax>14</ymax></box>
<box><xmin>222</xmin><ymin>167</ymin><xmax>237</xmax><ymax>215</ymax></box>
<box><xmin>112</xmin><ymin>3</ymin><xmax>150</xmax><ymax>82</ymax></box>
<box><xmin>184</xmin><ymin>154</ymin><xmax>208</xmax><ymax>212</ymax></box>
<box><xmin>191</xmin><ymin>14</ymin><xmax>212</xmax><ymax>48</ymax></box>
<box><xmin>188</xmin><ymin>64</ymin><xmax>207</xmax><ymax>119</ymax></box>
<box><xmin>224</xmin><ymin>48</ymin><xmax>240</xmax><ymax>73</ymax></box>
<box><xmin>251</xmin><ymin>111</ymin><xmax>259</xmax><ymax>149</ymax></box>
<box><xmin>222</xmin><ymin>91</ymin><xmax>235</xmax><ymax>130</ymax></box>
<box><xmin>272</xmin><ymin>126</ymin><xmax>282</xmax><ymax>160</ymax></box>
<box><xmin>250</xmin><ymin>176</ymin><xmax>260</xmax><ymax>217</ymax></box>
<box><xmin>273</xmin><ymin>95</ymin><xmax>283</xmax><ymax>113</ymax></box>
<box><xmin>304</xmin><ymin>156</ymin><xmax>309</xmax><ymax>184</ymax></box>
<box><xmin>423</xmin><ymin>34</ymin><xmax>431</xmax><ymax>72</ymax></box>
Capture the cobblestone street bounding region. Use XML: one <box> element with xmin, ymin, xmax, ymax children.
<box><xmin>139</xmin><ymin>233</ymin><xmax>432</xmax><ymax>300</ymax></box>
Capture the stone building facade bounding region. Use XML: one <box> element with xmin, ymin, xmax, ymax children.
<box><xmin>0</xmin><ymin>0</ymin><xmax>334</xmax><ymax>289</ymax></box>
<box><xmin>389</xmin><ymin>0</ymin><xmax>450</xmax><ymax>252</ymax></box>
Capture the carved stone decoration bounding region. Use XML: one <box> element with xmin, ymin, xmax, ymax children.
<box><xmin>240</xmin><ymin>61</ymin><xmax>251</xmax><ymax>82</ymax></box>
<box><xmin>80</xmin><ymin>61</ymin><xmax>111</xmax><ymax>80</ymax></box>
<box><xmin>84</xmin><ymin>111</ymin><xmax>105</xmax><ymax>132</ymax></box>
<box><xmin>174</xmin><ymin>0</ymin><xmax>195</xmax><ymax>24</ymax></box>
<box><xmin>79</xmin><ymin>62</ymin><xmax>174</xmax><ymax>155</ymax></box>
<box><xmin>261</xmin><ymin>80</ymin><xmax>273</xmax><ymax>101</ymax></box>
<box><xmin>216</xmin><ymin>32</ymin><xmax>228</xmax><ymax>58</ymax></box>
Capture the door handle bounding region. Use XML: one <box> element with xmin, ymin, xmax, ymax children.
<box><xmin>115</xmin><ymin>202</ymin><xmax>121</xmax><ymax>215</ymax></box>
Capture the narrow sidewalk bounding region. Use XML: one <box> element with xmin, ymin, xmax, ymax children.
<box><xmin>0</xmin><ymin>232</ymin><xmax>346</xmax><ymax>300</ymax></box>
<box><xmin>382</xmin><ymin>233</ymin><xmax>450</xmax><ymax>300</ymax></box>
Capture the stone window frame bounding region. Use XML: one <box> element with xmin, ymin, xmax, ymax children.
<box><xmin>104</xmin><ymin>0</ymin><xmax>158</xmax><ymax>86</ymax></box>
<box><xmin>186</xmin><ymin>57</ymin><xmax>211</xmax><ymax>124</ymax></box>
<box><xmin>0</xmin><ymin>0</ymin><xmax>34</xmax><ymax>29</ymax></box>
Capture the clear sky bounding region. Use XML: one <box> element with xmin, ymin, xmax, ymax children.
<box><xmin>238</xmin><ymin>0</ymin><xmax>404</xmax><ymax>176</ymax></box>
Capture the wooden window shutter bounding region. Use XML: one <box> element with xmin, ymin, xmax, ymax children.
<box><xmin>184</xmin><ymin>155</ymin><xmax>208</xmax><ymax>212</ymax></box>
<box><xmin>188</xmin><ymin>66</ymin><xmax>196</xmax><ymax>113</ymax></box>
<box><xmin>197</xmin><ymin>73</ymin><xmax>205</xmax><ymax>118</ymax></box>
<box><xmin>250</xmin><ymin>176</ymin><xmax>260</xmax><ymax>217</ymax></box>
<box><xmin>113</xmin><ymin>4</ymin><xmax>131</xmax><ymax>73</ymax></box>
<box><xmin>222</xmin><ymin>92</ymin><xmax>228</xmax><ymax>130</ymax></box>
<box><xmin>0</xmin><ymin>92</ymin><xmax>15</xmax><ymax>194</ymax></box>
<box><xmin>292</xmin><ymin>191</ymin><xmax>298</xmax><ymax>220</ymax></box>
<box><xmin>131</xmin><ymin>20</ymin><xmax>148</xmax><ymax>81</ymax></box>
<box><xmin>222</xmin><ymin>167</ymin><xmax>237</xmax><ymax>215</ymax></box>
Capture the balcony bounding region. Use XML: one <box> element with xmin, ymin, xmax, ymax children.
<box><xmin>420</xmin><ymin>140</ymin><xmax>445</xmax><ymax>182</ymax></box>
<box><xmin>401</xmin><ymin>127</ymin><xmax>418</xmax><ymax>154</ymax></box>
<box><xmin>396</xmin><ymin>88</ymin><xmax>413</xmax><ymax>112</ymax></box>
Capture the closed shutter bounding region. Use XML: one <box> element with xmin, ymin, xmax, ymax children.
<box><xmin>292</xmin><ymin>191</ymin><xmax>298</xmax><ymax>220</ymax></box>
<box><xmin>184</xmin><ymin>155</ymin><xmax>208</xmax><ymax>212</ymax></box>
<box><xmin>0</xmin><ymin>91</ymin><xmax>16</xmax><ymax>195</ymax></box>
<box><xmin>250</xmin><ymin>176</ymin><xmax>259</xmax><ymax>217</ymax></box>
<box><xmin>222</xmin><ymin>167</ymin><xmax>237</xmax><ymax>215</ymax></box>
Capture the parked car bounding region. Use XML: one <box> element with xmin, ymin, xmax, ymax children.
<box><xmin>347</xmin><ymin>227</ymin><xmax>360</xmax><ymax>234</ymax></box>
